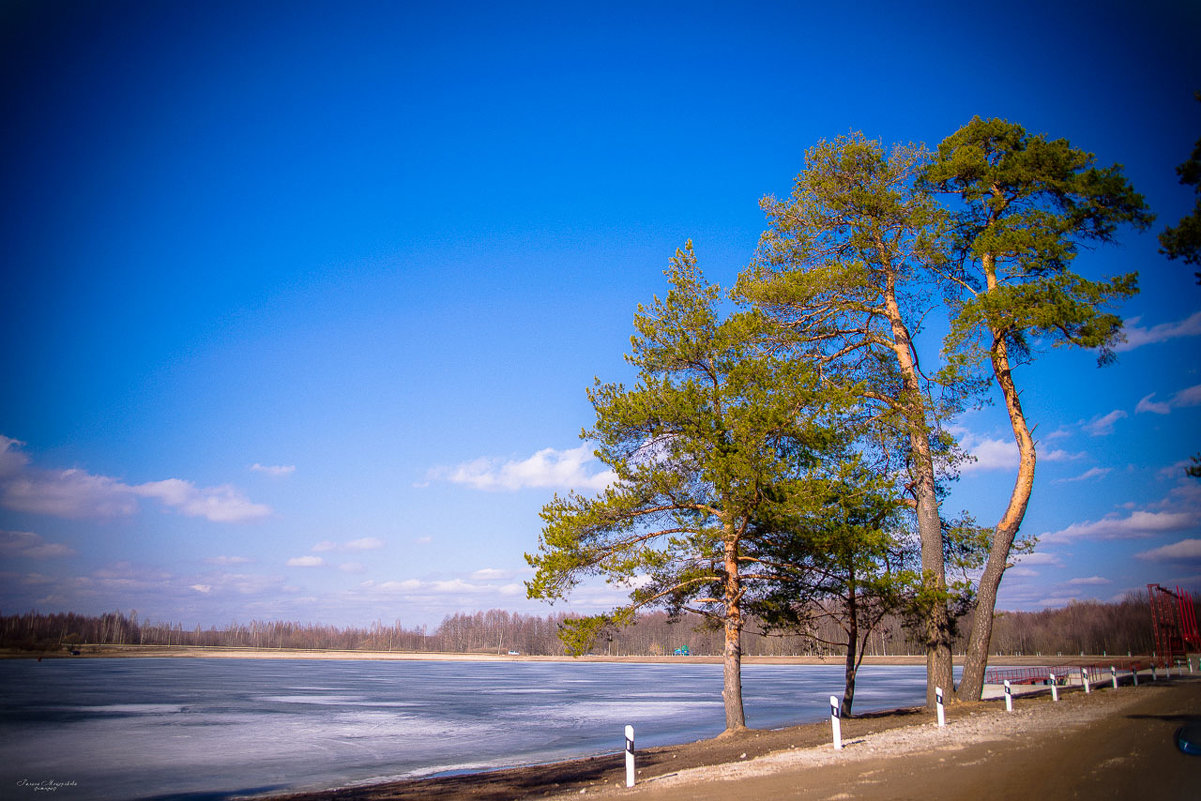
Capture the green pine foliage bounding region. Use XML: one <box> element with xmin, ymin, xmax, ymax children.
<box><xmin>525</xmin><ymin>242</ymin><xmax>856</xmax><ymax>729</ymax></box>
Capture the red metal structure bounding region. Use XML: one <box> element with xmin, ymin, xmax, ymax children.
<box><xmin>1148</xmin><ymin>583</ymin><xmax>1201</xmax><ymax>666</ymax></box>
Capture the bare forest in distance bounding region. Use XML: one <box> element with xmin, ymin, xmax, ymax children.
<box><xmin>2</xmin><ymin>593</ymin><xmax>1183</xmax><ymax>659</ymax></box>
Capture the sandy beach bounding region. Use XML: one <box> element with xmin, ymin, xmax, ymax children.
<box><xmin>262</xmin><ymin>673</ymin><xmax>1199</xmax><ymax>801</ymax></box>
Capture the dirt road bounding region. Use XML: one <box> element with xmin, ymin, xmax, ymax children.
<box><xmin>578</xmin><ymin>680</ymin><xmax>1200</xmax><ymax>801</ymax></box>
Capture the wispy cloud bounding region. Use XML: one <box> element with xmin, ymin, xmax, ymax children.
<box><xmin>1053</xmin><ymin>467</ymin><xmax>1112</xmax><ymax>484</ymax></box>
<box><xmin>312</xmin><ymin>537</ymin><xmax>384</xmax><ymax>553</ymax></box>
<box><xmin>0</xmin><ymin>530</ymin><xmax>75</xmax><ymax>558</ymax></box>
<box><xmin>1135</xmin><ymin>384</ymin><xmax>1201</xmax><ymax>416</ymax></box>
<box><xmin>1136</xmin><ymin>538</ymin><xmax>1201</xmax><ymax>562</ymax></box>
<box><xmin>1117</xmin><ymin>311</ymin><xmax>1201</xmax><ymax>351</ymax></box>
<box><xmin>1041</xmin><ymin>510</ymin><xmax>1197</xmax><ymax>543</ymax></box>
<box><xmin>0</xmin><ymin>436</ymin><xmax>270</xmax><ymax>523</ymax></box>
<box><xmin>1012</xmin><ymin>551</ymin><xmax>1065</xmax><ymax>568</ymax></box>
<box><xmin>1043</xmin><ymin>449</ymin><xmax>1086</xmax><ymax>462</ymax></box>
<box><xmin>1067</xmin><ymin>575</ymin><xmax>1112</xmax><ymax>585</ymax></box>
<box><xmin>205</xmin><ymin>555</ymin><xmax>252</xmax><ymax>565</ymax></box>
<box><xmin>1083</xmin><ymin>409</ymin><xmax>1127</xmax><ymax>436</ymax></box>
<box><xmin>286</xmin><ymin>556</ymin><xmax>325</xmax><ymax>567</ymax></box>
<box><xmin>250</xmin><ymin>463</ymin><xmax>296</xmax><ymax>477</ymax></box>
<box><xmin>131</xmin><ymin>479</ymin><xmax>272</xmax><ymax>523</ymax></box>
<box><xmin>425</xmin><ymin>445</ymin><xmax>616</xmax><ymax>492</ymax></box>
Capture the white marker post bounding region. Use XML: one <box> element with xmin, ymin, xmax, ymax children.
<box><xmin>624</xmin><ymin>725</ymin><xmax>635</xmax><ymax>788</ymax></box>
<box><xmin>1151</xmin><ymin>664</ymin><xmax>1157</xmax><ymax>681</ymax></box>
<box><xmin>936</xmin><ymin>686</ymin><xmax>945</xmax><ymax>728</ymax></box>
<box><xmin>1082</xmin><ymin>668</ymin><xmax>1091</xmax><ymax>694</ymax></box>
<box><xmin>1111</xmin><ymin>666</ymin><xmax>1118</xmax><ymax>689</ymax></box>
<box><xmin>1132</xmin><ymin>666</ymin><xmax>1139</xmax><ymax>686</ymax></box>
<box><xmin>1004</xmin><ymin>680</ymin><xmax>1013</xmax><ymax>712</ymax></box>
<box><xmin>1049</xmin><ymin>673</ymin><xmax>1059</xmax><ymax>702</ymax></box>
<box><xmin>830</xmin><ymin>695</ymin><xmax>843</xmax><ymax>750</ymax></box>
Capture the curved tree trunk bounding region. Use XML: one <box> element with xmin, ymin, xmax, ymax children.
<box><xmin>958</xmin><ymin>330</ymin><xmax>1036</xmax><ymax>701</ymax></box>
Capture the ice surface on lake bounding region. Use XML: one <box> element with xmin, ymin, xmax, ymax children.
<box><xmin>0</xmin><ymin>658</ymin><xmax>948</xmax><ymax>800</ymax></box>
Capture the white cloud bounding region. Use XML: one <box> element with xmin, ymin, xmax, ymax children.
<box><xmin>958</xmin><ymin>437</ymin><xmax>1018</xmax><ymax>473</ymax></box>
<box><xmin>1006</xmin><ymin>567</ymin><xmax>1040</xmax><ymax>577</ymax></box>
<box><xmin>471</xmin><ymin>568</ymin><xmax>511</xmax><ymax>580</ymax></box>
<box><xmin>1013</xmin><ymin>551</ymin><xmax>1065</xmax><ymax>568</ymax></box>
<box><xmin>250</xmin><ymin>463</ymin><xmax>296</xmax><ymax>477</ymax></box>
<box><xmin>1136</xmin><ymin>539</ymin><xmax>1201</xmax><ymax>562</ymax></box>
<box><xmin>0</xmin><ymin>530</ymin><xmax>75</xmax><ymax>558</ymax></box>
<box><xmin>949</xmin><ymin>425</ymin><xmax>1086</xmax><ymax>475</ymax></box>
<box><xmin>190</xmin><ymin>584</ymin><xmax>213</xmax><ymax>593</ymax></box>
<box><xmin>1117</xmin><ymin>311</ymin><xmax>1201</xmax><ymax>351</ymax></box>
<box><xmin>371</xmin><ymin>579</ymin><xmax>423</xmax><ymax>592</ymax></box>
<box><xmin>1067</xmin><ymin>576</ymin><xmax>1112</xmax><ymax>585</ymax></box>
<box><xmin>132</xmin><ymin>479</ymin><xmax>271</xmax><ymax>522</ymax></box>
<box><xmin>312</xmin><ymin>537</ymin><xmax>384</xmax><ymax>553</ymax></box>
<box><xmin>3</xmin><ymin>466</ymin><xmax>140</xmax><ymax>518</ymax></box>
<box><xmin>1041</xmin><ymin>510</ymin><xmax>1197</xmax><ymax>543</ymax></box>
<box><xmin>205</xmin><ymin>555</ymin><xmax>252</xmax><ymax>565</ymax></box>
<box><xmin>1083</xmin><ymin>409</ymin><xmax>1127</xmax><ymax>436</ymax></box>
<box><xmin>1043</xmin><ymin>449</ymin><xmax>1086</xmax><ymax>462</ymax></box>
<box><xmin>1135</xmin><ymin>394</ymin><xmax>1171</xmax><ymax>415</ymax></box>
<box><xmin>1136</xmin><ymin>384</ymin><xmax>1201</xmax><ymax>416</ymax></box>
<box><xmin>286</xmin><ymin>556</ymin><xmax>324</xmax><ymax>567</ymax></box>
<box><xmin>0</xmin><ymin>436</ymin><xmax>270</xmax><ymax>523</ymax></box>
<box><xmin>339</xmin><ymin>562</ymin><xmax>367</xmax><ymax>573</ymax></box>
<box><xmin>429</xmin><ymin>578</ymin><xmax>489</xmax><ymax>594</ymax></box>
<box><xmin>944</xmin><ymin>426</ymin><xmax>1016</xmax><ymax>474</ymax></box>
<box><xmin>1053</xmin><ymin>467</ymin><xmax>1112</xmax><ymax>484</ymax></box>
<box><xmin>346</xmin><ymin>537</ymin><xmax>384</xmax><ymax>551</ymax></box>
<box><xmin>426</xmin><ymin>445</ymin><xmax>616</xmax><ymax>492</ymax></box>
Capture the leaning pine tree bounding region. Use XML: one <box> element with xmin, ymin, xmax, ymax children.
<box><xmin>921</xmin><ymin>117</ymin><xmax>1153</xmax><ymax>702</ymax></box>
<box><xmin>526</xmin><ymin>242</ymin><xmax>845</xmax><ymax>733</ymax></box>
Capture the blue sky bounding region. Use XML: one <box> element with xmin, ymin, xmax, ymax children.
<box><xmin>1</xmin><ymin>0</ymin><xmax>1199</xmax><ymax>629</ymax></box>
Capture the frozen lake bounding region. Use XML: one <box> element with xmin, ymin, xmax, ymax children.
<box><xmin>1</xmin><ymin>658</ymin><xmax>946</xmax><ymax>800</ymax></box>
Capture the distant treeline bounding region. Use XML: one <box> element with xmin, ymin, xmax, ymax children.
<box><xmin>0</xmin><ymin>594</ymin><xmax>1176</xmax><ymax>658</ymax></box>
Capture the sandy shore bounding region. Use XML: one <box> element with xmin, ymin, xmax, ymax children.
<box><xmin>265</xmin><ymin>674</ymin><xmax>1199</xmax><ymax>801</ymax></box>
<box><xmin>3</xmin><ymin>643</ymin><xmax>1124</xmax><ymax>668</ymax></box>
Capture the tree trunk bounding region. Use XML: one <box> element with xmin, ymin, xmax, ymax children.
<box><xmin>722</xmin><ymin>532</ymin><xmax>747</xmax><ymax>732</ymax></box>
<box><xmin>883</xmin><ymin>265</ymin><xmax>954</xmax><ymax>709</ymax></box>
<box><xmin>958</xmin><ymin>326</ymin><xmax>1036</xmax><ymax>701</ymax></box>
<box><xmin>842</xmin><ymin>583</ymin><xmax>859</xmax><ymax>717</ymax></box>
<box><xmin>722</xmin><ymin>615</ymin><xmax>746</xmax><ymax>731</ymax></box>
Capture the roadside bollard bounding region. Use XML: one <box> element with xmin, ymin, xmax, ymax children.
<box><xmin>1111</xmin><ymin>666</ymin><xmax>1118</xmax><ymax>689</ymax></box>
<box><xmin>1049</xmin><ymin>673</ymin><xmax>1059</xmax><ymax>702</ymax></box>
<box><xmin>1151</xmin><ymin>664</ymin><xmax>1157</xmax><ymax>681</ymax></box>
<box><xmin>1132</xmin><ymin>666</ymin><xmax>1139</xmax><ymax>686</ymax></box>
<box><xmin>936</xmin><ymin>686</ymin><xmax>945</xmax><ymax>727</ymax></box>
<box><xmin>625</xmin><ymin>725</ymin><xmax>635</xmax><ymax>788</ymax></box>
<box><xmin>1004</xmin><ymin>680</ymin><xmax>1013</xmax><ymax>712</ymax></box>
<box><xmin>831</xmin><ymin>695</ymin><xmax>843</xmax><ymax>750</ymax></box>
<box><xmin>1082</xmin><ymin>669</ymin><xmax>1091</xmax><ymax>694</ymax></box>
